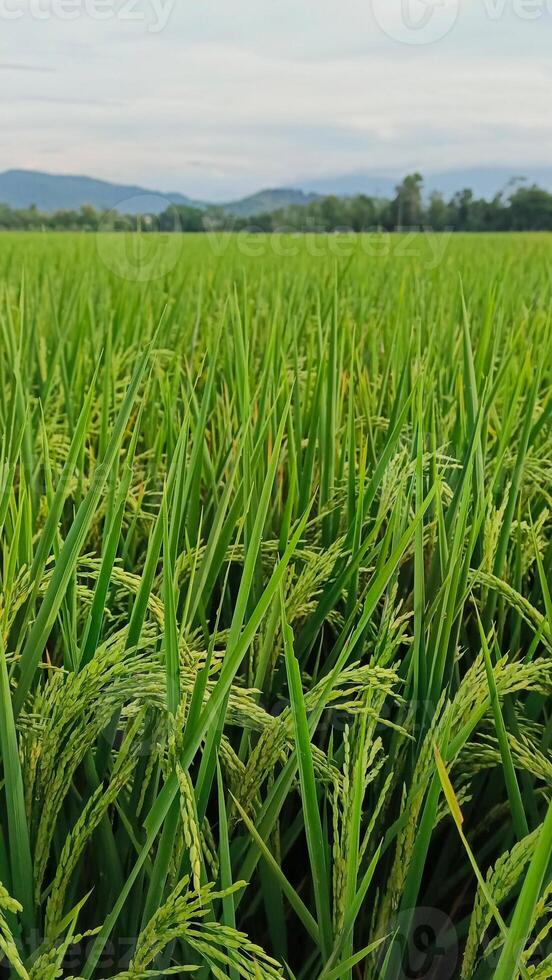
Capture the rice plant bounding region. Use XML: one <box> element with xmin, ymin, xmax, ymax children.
<box><xmin>0</xmin><ymin>230</ymin><xmax>551</xmax><ymax>979</ymax></box>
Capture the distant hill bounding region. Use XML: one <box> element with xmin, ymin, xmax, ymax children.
<box><xmin>221</xmin><ymin>188</ymin><xmax>318</xmax><ymax>218</ymax></box>
<box><xmin>0</xmin><ymin>169</ymin><xmax>204</xmax><ymax>215</ymax></box>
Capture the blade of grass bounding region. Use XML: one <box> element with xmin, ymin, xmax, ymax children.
<box><xmin>0</xmin><ymin>631</ymin><xmax>34</xmax><ymax>938</ymax></box>
<box><xmin>282</xmin><ymin>592</ymin><xmax>333</xmax><ymax>962</ymax></box>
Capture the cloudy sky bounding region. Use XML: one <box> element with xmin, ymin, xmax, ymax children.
<box><xmin>1</xmin><ymin>0</ymin><xmax>551</xmax><ymax>199</ymax></box>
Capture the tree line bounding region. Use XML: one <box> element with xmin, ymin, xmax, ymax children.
<box><xmin>2</xmin><ymin>173</ymin><xmax>552</xmax><ymax>233</ymax></box>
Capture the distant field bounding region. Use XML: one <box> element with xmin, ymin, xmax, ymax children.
<box><xmin>0</xmin><ymin>231</ymin><xmax>551</xmax><ymax>980</ymax></box>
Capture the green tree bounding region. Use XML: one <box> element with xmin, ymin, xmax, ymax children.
<box><xmin>426</xmin><ymin>191</ymin><xmax>450</xmax><ymax>231</ymax></box>
<box><xmin>393</xmin><ymin>172</ymin><xmax>424</xmax><ymax>228</ymax></box>
<box><xmin>508</xmin><ymin>185</ymin><xmax>552</xmax><ymax>230</ymax></box>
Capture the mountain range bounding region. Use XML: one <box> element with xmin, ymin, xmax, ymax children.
<box><xmin>1</xmin><ymin>167</ymin><xmax>552</xmax><ymax>217</ymax></box>
<box><xmin>0</xmin><ymin>170</ymin><xmax>317</xmax><ymax>218</ymax></box>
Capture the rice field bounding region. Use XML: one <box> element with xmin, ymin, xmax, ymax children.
<box><xmin>0</xmin><ymin>230</ymin><xmax>551</xmax><ymax>979</ymax></box>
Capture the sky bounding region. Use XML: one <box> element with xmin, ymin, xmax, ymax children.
<box><xmin>1</xmin><ymin>0</ymin><xmax>552</xmax><ymax>200</ymax></box>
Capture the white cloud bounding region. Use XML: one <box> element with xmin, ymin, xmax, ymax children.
<box><xmin>0</xmin><ymin>0</ymin><xmax>551</xmax><ymax>196</ymax></box>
